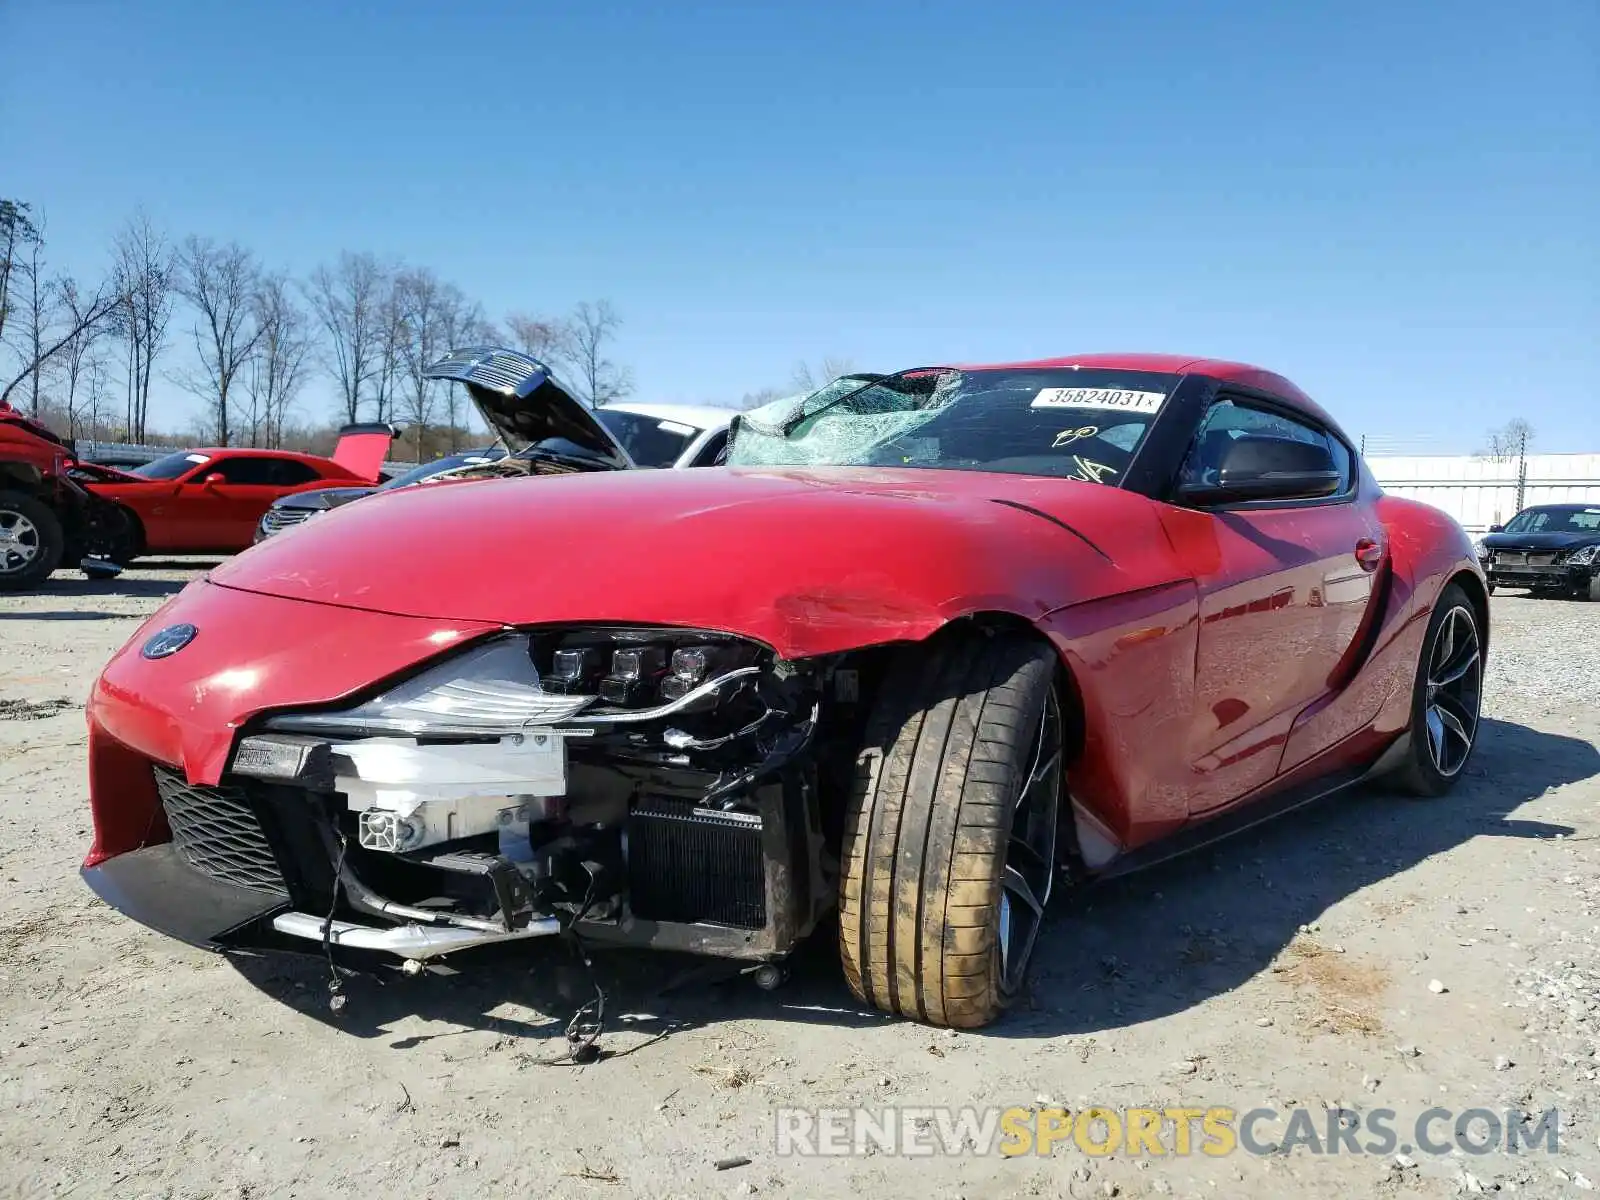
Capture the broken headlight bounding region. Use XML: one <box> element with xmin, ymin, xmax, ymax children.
<box><xmin>533</xmin><ymin>627</ymin><xmax>768</xmax><ymax>713</ymax></box>
<box><xmin>263</xmin><ymin>629</ymin><xmax>772</xmax><ymax>738</ymax></box>
<box><xmin>266</xmin><ymin>635</ymin><xmax>595</xmax><ymax>737</ymax></box>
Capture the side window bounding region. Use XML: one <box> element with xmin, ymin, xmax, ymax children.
<box><xmin>268</xmin><ymin>460</ymin><xmax>320</xmax><ymax>486</ymax></box>
<box><xmin>693</xmin><ymin>430</ymin><xmax>729</xmax><ymax>467</ymax></box>
<box><xmin>1324</xmin><ymin>434</ymin><xmax>1356</xmax><ymax>494</ymax></box>
<box><xmin>1178</xmin><ymin>399</ymin><xmax>1349</xmax><ymax>497</ymax></box>
<box><xmin>209</xmin><ymin>458</ymin><xmax>280</xmax><ymax>485</ymax></box>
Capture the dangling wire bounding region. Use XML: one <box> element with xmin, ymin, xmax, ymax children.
<box><xmin>560</xmin><ymin>862</ymin><xmax>606</xmax><ymax>1063</ymax></box>
<box><xmin>322</xmin><ymin>832</ymin><xmax>349</xmax><ymax>1013</ymax></box>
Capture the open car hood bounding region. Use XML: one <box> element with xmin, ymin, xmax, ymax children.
<box><xmin>423</xmin><ymin>347</ymin><xmax>632</xmax><ymax>469</ymax></box>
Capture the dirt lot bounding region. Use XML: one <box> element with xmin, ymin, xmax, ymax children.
<box><xmin>2</xmin><ymin>565</ymin><xmax>1598</xmax><ymax>1199</ymax></box>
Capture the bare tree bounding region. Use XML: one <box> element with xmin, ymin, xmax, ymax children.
<box><xmin>437</xmin><ymin>296</ymin><xmax>495</xmax><ymax>450</ymax></box>
<box><xmin>790</xmin><ymin>356</ymin><xmax>857</xmax><ymax>393</ymax></box>
<box><xmin>1479</xmin><ymin>419</ymin><xmax>1535</xmax><ymax>464</ymax></box>
<box><xmin>246</xmin><ymin>273</ymin><xmax>312</xmax><ymax>449</ymax></box>
<box><xmin>371</xmin><ymin>276</ymin><xmax>410</xmax><ymax>426</ymax></box>
<box><xmin>6</xmin><ymin>222</ymin><xmax>51</xmax><ymax>415</ymax></box>
<box><xmin>0</xmin><ymin>199</ymin><xmax>41</xmax><ymax>348</ymax></box>
<box><xmin>306</xmin><ymin>251</ymin><xmax>388</xmax><ymax>425</ymax></box>
<box><xmin>560</xmin><ymin>300</ymin><xmax>632</xmax><ymax>407</ymax></box>
<box><xmin>394</xmin><ymin>268</ymin><xmax>451</xmax><ymax>460</ymax></box>
<box><xmin>82</xmin><ymin>350</ymin><xmax>114</xmax><ymax>442</ymax></box>
<box><xmin>505</xmin><ymin>312</ymin><xmax>566</xmax><ymax>364</ymax></box>
<box><xmin>113</xmin><ymin>212</ymin><xmax>175</xmax><ymax>443</ymax></box>
<box><xmin>55</xmin><ymin>279</ymin><xmax>110</xmax><ymax>438</ymax></box>
<box><xmin>174</xmin><ymin>237</ymin><xmax>263</xmax><ymax>446</ymax></box>
<box><xmin>1</xmin><ymin>216</ymin><xmax>122</xmax><ymax>413</ymax></box>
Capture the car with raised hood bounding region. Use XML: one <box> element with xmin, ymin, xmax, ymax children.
<box><xmin>81</xmin><ymin>352</ymin><xmax>1487</xmax><ymax>1031</ymax></box>
<box><xmin>252</xmin><ymin>389</ymin><xmax>736</xmax><ymax>542</ymax></box>
<box><xmin>72</xmin><ymin>425</ymin><xmax>397</xmax><ymax>560</ymax></box>
<box><xmin>1475</xmin><ymin>503</ymin><xmax>1600</xmax><ymax>600</ymax></box>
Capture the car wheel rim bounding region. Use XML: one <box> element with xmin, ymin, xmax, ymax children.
<box><xmin>0</xmin><ymin>509</ymin><xmax>40</xmax><ymax>573</ymax></box>
<box><xmin>1423</xmin><ymin>605</ymin><xmax>1482</xmax><ymax>778</ymax></box>
<box><xmin>998</xmin><ymin>687</ymin><xmax>1062</xmax><ymax>994</ymax></box>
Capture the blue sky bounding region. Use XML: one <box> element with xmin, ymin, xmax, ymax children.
<box><xmin>4</xmin><ymin>0</ymin><xmax>1596</xmax><ymax>450</ymax></box>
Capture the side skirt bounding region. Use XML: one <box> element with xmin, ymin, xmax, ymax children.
<box><xmin>1091</xmin><ymin>735</ymin><xmax>1404</xmax><ymax>882</ymax></box>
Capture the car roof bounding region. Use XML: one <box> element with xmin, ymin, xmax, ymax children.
<box><xmin>186</xmin><ymin>448</ymin><xmax>330</xmax><ymax>463</ymax></box>
<box><xmin>596</xmin><ymin>401</ymin><xmax>734</xmax><ymax>433</ymax></box>
<box><xmin>956</xmin><ymin>353</ymin><xmax>1335</xmax><ymax>429</ymax></box>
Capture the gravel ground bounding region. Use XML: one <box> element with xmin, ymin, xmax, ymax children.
<box><xmin>1</xmin><ymin>568</ymin><xmax>1598</xmax><ymax>1199</ymax></box>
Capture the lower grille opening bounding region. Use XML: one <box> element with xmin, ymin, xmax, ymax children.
<box><xmin>625</xmin><ymin>798</ymin><xmax>767</xmax><ymax>930</ymax></box>
<box><xmin>154</xmin><ymin>766</ymin><xmax>288</xmax><ymax>898</ymax></box>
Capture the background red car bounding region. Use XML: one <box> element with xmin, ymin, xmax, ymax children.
<box><xmin>76</xmin><ymin>425</ymin><xmax>395</xmax><ymax>558</ymax></box>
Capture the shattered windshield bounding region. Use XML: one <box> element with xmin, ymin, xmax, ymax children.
<box><xmin>726</xmin><ymin>367</ymin><xmax>1176</xmax><ymax>486</ymax></box>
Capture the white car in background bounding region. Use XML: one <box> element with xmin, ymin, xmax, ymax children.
<box><xmin>593</xmin><ymin>401</ymin><xmax>733</xmax><ymax>468</ymax></box>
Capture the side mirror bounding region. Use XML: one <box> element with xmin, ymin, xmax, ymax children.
<box><xmin>1177</xmin><ymin>435</ymin><xmax>1342</xmax><ymax>507</ymax></box>
<box><xmin>201</xmin><ymin>472</ymin><xmax>226</xmax><ymax>487</ymax></box>
<box><xmin>1488</xmin><ymin>524</ymin><xmax>1505</xmax><ymax>533</ymax></box>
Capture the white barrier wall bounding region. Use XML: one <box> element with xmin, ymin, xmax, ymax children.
<box><xmin>1367</xmin><ymin>453</ymin><xmax>1600</xmax><ymax>533</ymax></box>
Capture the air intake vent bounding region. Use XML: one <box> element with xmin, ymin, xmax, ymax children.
<box><xmin>154</xmin><ymin>767</ymin><xmax>287</xmax><ymax>898</ymax></box>
<box><xmin>625</xmin><ymin>799</ymin><xmax>766</xmax><ymax>930</ymax></box>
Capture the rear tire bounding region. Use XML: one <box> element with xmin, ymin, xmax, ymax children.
<box><xmin>0</xmin><ymin>489</ymin><xmax>64</xmax><ymax>592</ymax></box>
<box><xmin>839</xmin><ymin>630</ymin><xmax>1063</xmax><ymax>1028</ymax></box>
<box><xmin>1393</xmin><ymin>583</ymin><xmax>1483</xmax><ymax>797</ymax></box>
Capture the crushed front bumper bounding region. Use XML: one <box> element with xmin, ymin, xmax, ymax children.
<box><xmin>1486</xmin><ymin>562</ymin><xmax>1594</xmax><ymax>592</ymax></box>
<box><xmin>81</xmin><ymin>844</ymin><xmax>285</xmax><ymax>950</ymax></box>
<box><xmin>84</xmin><ymin>749</ymin><xmax>831</xmax><ymax>970</ymax></box>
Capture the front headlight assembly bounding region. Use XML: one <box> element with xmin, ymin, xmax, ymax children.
<box><xmin>1568</xmin><ymin>544</ymin><xmax>1600</xmax><ymax>567</ymax></box>
<box><xmin>265</xmin><ymin>629</ymin><xmax>770</xmax><ymax>738</ymax></box>
<box><xmin>1473</xmin><ymin>538</ymin><xmax>1490</xmax><ymax>561</ymax></box>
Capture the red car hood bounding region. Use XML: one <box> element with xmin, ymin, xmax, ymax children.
<box><xmin>209</xmin><ymin>466</ymin><xmax>1181</xmax><ymax>658</ymax></box>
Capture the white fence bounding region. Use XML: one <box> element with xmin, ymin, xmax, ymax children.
<box><xmin>1367</xmin><ymin>453</ymin><xmax>1600</xmax><ymax>533</ymax></box>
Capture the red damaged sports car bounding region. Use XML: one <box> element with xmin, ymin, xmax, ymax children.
<box><xmin>72</xmin><ymin>425</ymin><xmax>396</xmax><ymax>559</ymax></box>
<box><xmin>81</xmin><ymin>352</ymin><xmax>1487</xmax><ymax>1029</ymax></box>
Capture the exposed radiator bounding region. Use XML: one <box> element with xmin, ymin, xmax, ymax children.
<box><xmin>625</xmin><ymin>798</ymin><xmax>767</xmax><ymax>930</ymax></box>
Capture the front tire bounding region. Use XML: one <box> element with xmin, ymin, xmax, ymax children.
<box><xmin>0</xmin><ymin>489</ymin><xmax>64</xmax><ymax>592</ymax></box>
<box><xmin>1393</xmin><ymin>583</ymin><xmax>1483</xmax><ymax>797</ymax></box>
<box><xmin>839</xmin><ymin>630</ymin><xmax>1063</xmax><ymax>1028</ymax></box>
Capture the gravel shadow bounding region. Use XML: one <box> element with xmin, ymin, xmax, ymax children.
<box><xmin>228</xmin><ymin>717</ymin><xmax>1596</xmax><ymax>1049</ymax></box>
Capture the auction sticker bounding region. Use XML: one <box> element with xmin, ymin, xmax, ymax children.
<box><xmin>1031</xmin><ymin>388</ymin><xmax>1167</xmax><ymax>414</ymax></box>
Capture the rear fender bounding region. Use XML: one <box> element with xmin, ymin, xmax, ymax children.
<box><xmin>1368</xmin><ymin>494</ymin><xmax>1487</xmax><ymax>732</ymax></box>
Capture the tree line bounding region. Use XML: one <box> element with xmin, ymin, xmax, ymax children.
<box><xmin>0</xmin><ymin>199</ymin><xmax>634</xmax><ymax>461</ymax></box>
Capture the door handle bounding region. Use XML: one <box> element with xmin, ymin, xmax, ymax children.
<box><xmin>1354</xmin><ymin>538</ymin><xmax>1384</xmax><ymax>572</ymax></box>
